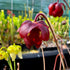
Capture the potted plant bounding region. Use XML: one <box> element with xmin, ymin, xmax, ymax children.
<box><xmin>0</xmin><ymin>0</ymin><xmax>70</xmax><ymax>70</ymax></box>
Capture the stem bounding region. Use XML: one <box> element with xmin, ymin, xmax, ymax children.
<box><xmin>17</xmin><ymin>62</ymin><xmax>20</xmax><ymax>70</ymax></box>
<box><xmin>63</xmin><ymin>0</ymin><xmax>70</xmax><ymax>9</ymax></box>
<box><xmin>10</xmin><ymin>22</ymin><xmax>13</xmax><ymax>43</ymax></box>
<box><xmin>0</xmin><ymin>37</ymin><xmax>3</xmax><ymax>47</ymax></box>
<box><xmin>28</xmin><ymin>7</ymin><xmax>30</xmax><ymax>19</ymax></box>
<box><xmin>25</xmin><ymin>6</ymin><xmax>26</xmax><ymax>18</ymax></box>
<box><xmin>41</xmin><ymin>47</ymin><xmax>45</xmax><ymax>70</ymax></box>
<box><xmin>8</xmin><ymin>57</ymin><xmax>13</xmax><ymax>70</ymax></box>
<box><xmin>1</xmin><ymin>24</ymin><xmax>4</xmax><ymax>47</ymax></box>
<box><xmin>53</xmin><ymin>54</ymin><xmax>59</xmax><ymax>70</ymax></box>
<box><xmin>59</xmin><ymin>61</ymin><xmax>61</xmax><ymax>70</ymax></box>
<box><xmin>14</xmin><ymin>60</ymin><xmax>16</xmax><ymax>70</ymax></box>
<box><xmin>11</xmin><ymin>11</ymin><xmax>14</xmax><ymax>44</ymax></box>
<box><xmin>34</xmin><ymin>13</ymin><xmax>65</xmax><ymax>70</ymax></box>
<box><xmin>56</xmin><ymin>35</ymin><xmax>68</xmax><ymax>68</ymax></box>
<box><xmin>10</xmin><ymin>10</ymin><xmax>14</xmax><ymax>44</ymax></box>
<box><xmin>57</xmin><ymin>0</ymin><xmax>59</xmax><ymax>3</ymax></box>
<box><xmin>56</xmin><ymin>34</ymin><xmax>70</xmax><ymax>54</ymax></box>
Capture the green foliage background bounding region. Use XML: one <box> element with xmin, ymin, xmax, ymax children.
<box><xmin>0</xmin><ymin>10</ymin><xmax>69</xmax><ymax>47</ymax></box>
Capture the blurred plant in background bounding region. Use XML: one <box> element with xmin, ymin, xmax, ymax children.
<box><xmin>46</xmin><ymin>16</ymin><xmax>69</xmax><ymax>40</ymax></box>
<box><xmin>0</xmin><ymin>9</ymin><xmax>69</xmax><ymax>47</ymax></box>
<box><xmin>0</xmin><ymin>9</ymin><xmax>33</xmax><ymax>47</ymax></box>
<box><xmin>0</xmin><ymin>44</ymin><xmax>22</xmax><ymax>70</ymax></box>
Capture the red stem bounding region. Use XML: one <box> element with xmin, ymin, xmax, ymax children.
<box><xmin>53</xmin><ymin>54</ymin><xmax>59</xmax><ymax>70</ymax></box>
<box><xmin>59</xmin><ymin>61</ymin><xmax>61</xmax><ymax>70</ymax></box>
<box><xmin>63</xmin><ymin>0</ymin><xmax>70</xmax><ymax>9</ymax></box>
<box><xmin>41</xmin><ymin>47</ymin><xmax>46</xmax><ymax>70</ymax></box>
<box><xmin>34</xmin><ymin>13</ymin><xmax>65</xmax><ymax>70</ymax></box>
<box><xmin>56</xmin><ymin>34</ymin><xmax>68</xmax><ymax>69</ymax></box>
<box><xmin>57</xmin><ymin>0</ymin><xmax>59</xmax><ymax>3</ymax></box>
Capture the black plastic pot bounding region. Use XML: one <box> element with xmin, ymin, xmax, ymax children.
<box><xmin>0</xmin><ymin>49</ymin><xmax>69</xmax><ymax>70</ymax></box>
<box><xmin>0</xmin><ymin>43</ymin><xmax>70</xmax><ymax>70</ymax></box>
<box><xmin>16</xmin><ymin>49</ymin><xmax>70</xmax><ymax>70</ymax></box>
